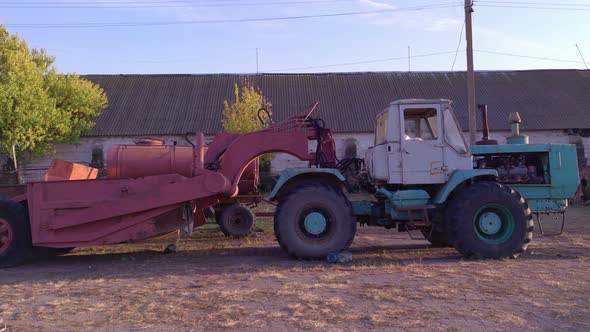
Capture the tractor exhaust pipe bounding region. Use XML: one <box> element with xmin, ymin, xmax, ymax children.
<box><xmin>476</xmin><ymin>104</ymin><xmax>497</xmax><ymax>145</ymax></box>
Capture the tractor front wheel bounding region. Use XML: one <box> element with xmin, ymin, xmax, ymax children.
<box><xmin>0</xmin><ymin>200</ymin><xmax>32</xmax><ymax>268</ymax></box>
<box><xmin>446</xmin><ymin>181</ymin><xmax>533</xmax><ymax>259</ymax></box>
<box><xmin>274</xmin><ymin>183</ymin><xmax>356</xmax><ymax>259</ymax></box>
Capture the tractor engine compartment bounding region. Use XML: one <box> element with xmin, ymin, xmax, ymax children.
<box><xmin>474</xmin><ymin>152</ymin><xmax>548</xmax><ymax>184</ymax></box>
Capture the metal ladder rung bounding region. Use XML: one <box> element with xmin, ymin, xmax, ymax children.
<box><xmin>534</xmin><ymin>211</ymin><xmax>566</xmax><ymax>236</ymax></box>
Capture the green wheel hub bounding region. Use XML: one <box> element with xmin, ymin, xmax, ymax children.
<box><xmin>303</xmin><ymin>212</ymin><xmax>327</xmax><ymax>235</ymax></box>
<box><xmin>473</xmin><ymin>204</ymin><xmax>515</xmax><ymax>244</ymax></box>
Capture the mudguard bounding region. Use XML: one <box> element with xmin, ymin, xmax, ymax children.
<box><xmin>432</xmin><ymin>169</ymin><xmax>498</xmax><ymax>204</ymax></box>
<box><xmin>268</xmin><ymin>168</ymin><xmax>345</xmax><ymax>200</ymax></box>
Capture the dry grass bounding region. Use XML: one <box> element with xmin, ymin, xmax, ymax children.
<box><xmin>0</xmin><ymin>206</ymin><xmax>589</xmax><ymax>331</ymax></box>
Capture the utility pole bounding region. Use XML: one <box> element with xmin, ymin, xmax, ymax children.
<box><xmin>407</xmin><ymin>45</ymin><xmax>411</xmax><ymax>72</ymax></box>
<box><xmin>465</xmin><ymin>0</ymin><xmax>476</xmax><ymax>145</ymax></box>
<box><xmin>256</xmin><ymin>48</ymin><xmax>259</xmax><ymax>74</ymax></box>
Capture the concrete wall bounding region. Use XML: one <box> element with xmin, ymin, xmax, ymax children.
<box><xmin>9</xmin><ymin>130</ymin><xmax>590</xmax><ymax>183</ymax></box>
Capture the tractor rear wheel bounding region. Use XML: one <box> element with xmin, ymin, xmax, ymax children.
<box><xmin>274</xmin><ymin>183</ymin><xmax>356</xmax><ymax>259</ymax></box>
<box><xmin>0</xmin><ymin>200</ymin><xmax>32</xmax><ymax>268</ymax></box>
<box><xmin>217</xmin><ymin>203</ymin><xmax>256</xmax><ymax>238</ymax></box>
<box><xmin>446</xmin><ymin>181</ymin><xmax>533</xmax><ymax>259</ymax></box>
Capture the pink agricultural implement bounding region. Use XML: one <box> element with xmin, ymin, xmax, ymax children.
<box><xmin>0</xmin><ymin>103</ymin><xmax>336</xmax><ymax>267</ymax></box>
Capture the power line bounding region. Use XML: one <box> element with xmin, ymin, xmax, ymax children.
<box><xmin>477</xmin><ymin>4</ymin><xmax>590</xmax><ymax>11</ymax></box>
<box><xmin>517</xmin><ymin>46</ymin><xmax>576</xmax><ymax>68</ymax></box>
<box><xmin>4</xmin><ymin>3</ymin><xmax>461</xmax><ymax>28</ymax></box>
<box><xmin>477</xmin><ymin>1</ymin><xmax>590</xmax><ymax>7</ymax></box>
<box><xmin>1</xmin><ymin>0</ymin><xmax>362</xmax><ymax>9</ymax></box>
<box><xmin>475</xmin><ymin>49</ymin><xmax>585</xmax><ymax>64</ymax></box>
<box><xmin>6</xmin><ymin>0</ymin><xmax>347</xmax><ymax>3</ymax></box>
<box><xmin>266</xmin><ymin>51</ymin><xmax>460</xmax><ymax>72</ymax></box>
<box><xmin>451</xmin><ymin>21</ymin><xmax>465</xmax><ymax>70</ymax></box>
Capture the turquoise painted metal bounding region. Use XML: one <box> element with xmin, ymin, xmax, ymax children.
<box><xmin>432</xmin><ymin>169</ymin><xmax>498</xmax><ymax>204</ymax></box>
<box><xmin>352</xmin><ymin>189</ymin><xmax>431</xmax><ymax>222</ymax></box>
<box><xmin>471</xmin><ymin>143</ymin><xmax>580</xmax><ymax>212</ymax></box>
<box><xmin>507</xmin><ymin>136</ymin><xmax>529</xmax><ymax>144</ymax></box>
<box><xmin>472</xmin><ymin>204</ymin><xmax>515</xmax><ymax>244</ymax></box>
<box><xmin>478</xmin><ymin>212</ymin><xmax>502</xmax><ymax>235</ymax></box>
<box><xmin>303</xmin><ymin>212</ymin><xmax>327</xmax><ymax>235</ymax></box>
<box><xmin>351</xmin><ymin>200</ymin><xmax>372</xmax><ymax>216</ymax></box>
<box><xmin>268</xmin><ymin>168</ymin><xmax>345</xmax><ymax>200</ymax></box>
<box><xmin>390</xmin><ymin>189</ymin><xmax>430</xmax><ymax>208</ymax></box>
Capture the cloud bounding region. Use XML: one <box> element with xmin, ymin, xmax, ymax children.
<box><xmin>475</xmin><ymin>25</ymin><xmax>545</xmax><ymax>51</ymax></box>
<box><xmin>369</xmin><ymin>12</ymin><xmax>460</xmax><ymax>32</ymax></box>
<box><xmin>423</xmin><ymin>17</ymin><xmax>461</xmax><ymax>32</ymax></box>
<box><xmin>359</xmin><ymin>0</ymin><xmax>396</xmax><ymax>10</ymax></box>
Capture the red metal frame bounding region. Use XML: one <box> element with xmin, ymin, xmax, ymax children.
<box><xmin>18</xmin><ymin>109</ymin><xmax>337</xmax><ymax>248</ymax></box>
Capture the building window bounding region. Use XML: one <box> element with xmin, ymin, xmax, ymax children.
<box><xmin>343</xmin><ymin>138</ymin><xmax>358</xmax><ymax>159</ymax></box>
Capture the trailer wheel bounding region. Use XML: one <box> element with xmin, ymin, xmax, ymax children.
<box><xmin>0</xmin><ymin>200</ymin><xmax>32</xmax><ymax>268</ymax></box>
<box><xmin>420</xmin><ymin>226</ymin><xmax>452</xmax><ymax>248</ymax></box>
<box><xmin>218</xmin><ymin>204</ymin><xmax>256</xmax><ymax>238</ymax></box>
<box><xmin>446</xmin><ymin>182</ymin><xmax>533</xmax><ymax>259</ymax></box>
<box><xmin>274</xmin><ymin>183</ymin><xmax>356</xmax><ymax>259</ymax></box>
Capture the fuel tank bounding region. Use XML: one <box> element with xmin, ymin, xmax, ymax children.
<box><xmin>106</xmin><ymin>141</ymin><xmax>259</xmax><ymax>193</ymax></box>
<box><xmin>107</xmin><ymin>144</ymin><xmax>195</xmax><ymax>178</ymax></box>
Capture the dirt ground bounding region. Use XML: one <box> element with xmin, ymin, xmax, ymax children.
<box><xmin>0</xmin><ymin>205</ymin><xmax>588</xmax><ymax>332</ymax></box>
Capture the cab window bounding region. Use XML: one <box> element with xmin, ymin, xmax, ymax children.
<box><xmin>403</xmin><ymin>108</ymin><xmax>438</xmax><ymax>141</ymax></box>
<box><xmin>375</xmin><ymin>111</ymin><xmax>388</xmax><ymax>145</ymax></box>
<box><xmin>443</xmin><ymin>108</ymin><xmax>468</xmax><ymax>154</ymax></box>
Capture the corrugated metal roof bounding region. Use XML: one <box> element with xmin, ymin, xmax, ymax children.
<box><xmin>83</xmin><ymin>70</ymin><xmax>590</xmax><ymax>136</ymax></box>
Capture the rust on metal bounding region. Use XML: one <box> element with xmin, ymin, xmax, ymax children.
<box><xmin>44</xmin><ymin>160</ymin><xmax>98</xmax><ymax>181</ymax></box>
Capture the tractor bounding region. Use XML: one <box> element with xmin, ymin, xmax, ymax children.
<box><xmin>268</xmin><ymin>99</ymin><xmax>579</xmax><ymax>259</ymax></box>
<box><xmin>0</xmin><ymin>99</ymin><xmax>579</xmax><ymax>267</ymax></box>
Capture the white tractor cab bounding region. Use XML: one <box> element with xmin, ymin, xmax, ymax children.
<box><xmin>366</xmin><ymin>99</ymin><xmax>472</xmax><ymax>185</ymax></box>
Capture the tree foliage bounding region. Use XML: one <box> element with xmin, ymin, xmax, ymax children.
<box><xmin>222</xmin><ymin>80</ymin><xmax>272</xmax><ymax>134</ymax></box>
<box><xmin>0</xmin><ymin>24</ymin><xmax>107</xmax><ymax>159</ymax></box>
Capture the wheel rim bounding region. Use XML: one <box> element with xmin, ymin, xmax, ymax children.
<box><xmin>227</xmin><ymin>212</ymin><xmax>250</xmax><ymax>234</ymax></box>
<box><xmin>304</xmin><ymin>212</ymin><xmax>327</xmax><ymax>235</ymax></box>
<box><xmin>473</xmin><ymin>204</ymin><xmax>515</xmax><ymax>244</ymax></box>
<box><xmin>299</xmin><ymin>209</ymin><xmax>331</xmax><ymax>238</ymax></box>
<box><xmin>0</xmin><ymin>217</ymin><xmax>13</xmax><ymax>254</ymax></box>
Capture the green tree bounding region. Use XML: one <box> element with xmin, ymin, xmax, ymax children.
<box><xmin>222</xmin><ymin>80</ymin><xmax>272</xmax><ymax>134</ymax></box>
<box><xmin>0</xmin><ymin>24</ymin><xmax>107</xmax><ymax>160</ymax></box>
<box><xmin>222</xmin><ymin>80</ymin><xmax>273</xmax><ymax>170</ymax></box>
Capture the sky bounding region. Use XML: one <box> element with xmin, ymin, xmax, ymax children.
<box><xmin>1</xmin><ymin>0</ymin><xmax>589</xmax><ymax>74</ymax></box>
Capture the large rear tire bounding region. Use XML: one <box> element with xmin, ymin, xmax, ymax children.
<box><xmin>274</xmin><ymin>183</ymin><xmax>356</xmax><ymax>259</ymax></box>
<box><xmin>446</xmin><ymin>181</ymin><xmax>533</xmax><ymax>259</ymax></box>
<box><xmin>0</xmin><ymin>200</ymin><xmax>32</xmax><ymax>268</ymax></box>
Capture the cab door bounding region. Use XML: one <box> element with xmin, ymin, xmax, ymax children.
<box><xmin>400</xmin><ymin>104</ymin><xmax>446</xmax><ymax>184</ymax></box>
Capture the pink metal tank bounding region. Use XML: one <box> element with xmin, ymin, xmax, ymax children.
<box><xmin>106</xmin><ymin>140</ymin><xmax>259</xmax><ymax>194</ymax></box>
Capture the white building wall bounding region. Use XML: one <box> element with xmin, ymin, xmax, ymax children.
<box><xmin>16</xmin><ymin>130</ymin><xmax>590</xmax><ymax>182</ymax></box>
<box><xmin>270</xmin><ymin>132</ymin><xmax>374</xmax><ymax>174</ymax></box>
